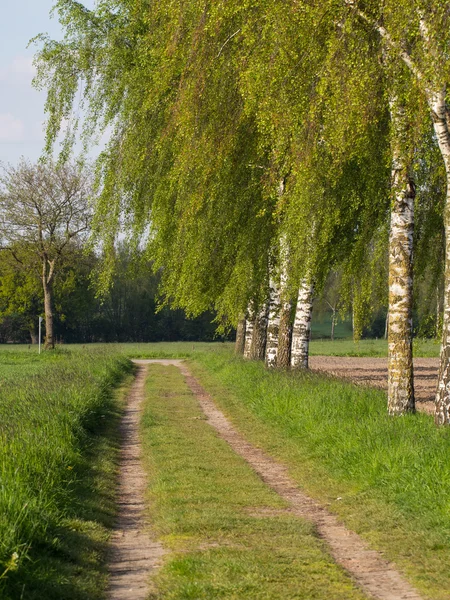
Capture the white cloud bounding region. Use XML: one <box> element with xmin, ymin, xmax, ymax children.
<box><xmin>0</xmin><ymin>113</ymin><xmax>25</xmax><ymax>142</ymax></box>
<box><xmin>0</xmin><ymin>55</ymin><xmax>36</xmax><ymax>84</ymax></box>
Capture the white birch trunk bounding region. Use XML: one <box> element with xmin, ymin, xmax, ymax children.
<box><xmin>426</xmin><ymin>89</ymin><xmax>450</xmax><ymax>424</ymax></box>
<box><xmin>277</xmin><ymin>236</ymin><xmax>292</xmax><ymax>369</ymax></box>
<box><xmin>243</xmin><ymin>307</ymin><xmax>254</xmax><ymax>359</ymax></box>
<box><xmin>265</xmin><ymin>277</ymin><xmax>281</xmax><ymax>368</ymax></box>
<box><xmin>243</xmin><ymin>319</ymin><xmax>254</xmax><ymax>359</ymax></box>
<box><xmin>387</xmin><ymin>171</ymin><xmax>415</xmax><ymax>414</ymax></box>
<box><xmin>387</xmin><ymin>101</ymin><xmax>415</xmax><ymax>415</ymax></box>
<box><xmin>291</xmin><ymin>279</ymin><xmax>314</xmax><ymax>369</ymax></box>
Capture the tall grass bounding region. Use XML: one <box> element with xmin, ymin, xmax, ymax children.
<box><xmin>0</xmin><ymin>348</ymin><xmax>132</xmax><ymax>599</ymax></box>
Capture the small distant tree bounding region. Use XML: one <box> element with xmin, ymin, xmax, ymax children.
<box><xmin>0</xmin><ymin>160</ymin><xmax>92</xmax><ymax>348</ymax></box>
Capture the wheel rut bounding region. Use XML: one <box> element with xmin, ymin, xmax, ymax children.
<box><xmin>113</xmin><ymin>359</ymin><xmax>424</xmax><ymax>600</ymax></box>
<box><xmin>107</xmin><ymin>363</ymin><xmax>165</xmax><ymax>600</ymax></box>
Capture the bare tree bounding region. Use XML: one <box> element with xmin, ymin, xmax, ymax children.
<box><xmin>0</xmin><ymin>160</ymin><xmax>92</xmax><ymax>349</ymax></box>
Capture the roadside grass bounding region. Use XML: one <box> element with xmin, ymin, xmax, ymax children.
<box><xmin>0</xmin><ymin>348</ymin><xmax>132</xmax><ymax>599</ymax></box>
<box><xmin>189</xmin><ymin>350</ymin><xmax>450</xmax><ymax>600</ymax></box>
<box><xmin>116</xmin><ymin>341</ymin><xmax>233</xmax><ymax>359</ymax></box>
<box><xmin>141</xmin><ymin>364</ymin><xmax>366</xmax><ymax>600</ymax></box>
<box><xmin>0</xmin><ymin>342</ymin><xmax>233</xmax><ymax>359</ymax></box>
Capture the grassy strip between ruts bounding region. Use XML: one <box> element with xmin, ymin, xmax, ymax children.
<box><xmin>141</xmin><ymin>363</ymin><xmax>366</xmax><ymax>600</ymax></box>
<box><xmin>188</xmin><ymin>349</ymin><xmax>450</xmax><ymax>600</ymax></box>
<box><xmin>0</xmin><ymin>348</ymin><xmax>133</xmax><ymax>600</ymax></box>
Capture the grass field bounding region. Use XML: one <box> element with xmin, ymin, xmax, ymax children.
<box><xmin>0</xmin><ymin>336</ymin><xmax>441</xmax><ymax>358</ymax></box>
<box><xmin>0</xmin><ymin>347</ymin><xmax>132</xmax><ymax>599</ymax></box>
<box><xmin>0</xmin><ymin>339</ymin><xmax>446</xmax><ymax>597</ymax></box>
<box><xmin>187</xmin><ymin>349</ymin><xmax>450</xmax><ymax>600</ymax></box>
<box><xmin>310</xmin><ymin>337</ymin><xmax>441</xmax><ymax>357</ymax></box>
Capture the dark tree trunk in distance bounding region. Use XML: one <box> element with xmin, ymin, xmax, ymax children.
<box><xmin>43</xmin><ymin>279</ymin><xmax>55</xmax><ymax>349</ymax></box>
<box><xmin>250</xmin><ymin>304</ymin><xmax>268</xmax><ymax>360</ymax></box>
<box><xmin>235</xmin><ymin>318</ymin><xmax>246</xmax><ymax>354</ymax></box>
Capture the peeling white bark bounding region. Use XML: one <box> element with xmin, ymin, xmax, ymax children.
<box><xmin>387</xmin><ymin>180</ymin><xmax>415</xmax><ymax>414</ymax></box>
<box><xmin>243</xmin><ymin>310</ymin><xmax>254</xmax><ymax>360</ymax></box>
<box><xmin>387</xmin><ymin>99</ymin><xmax>415</xmax><ymax>415</ymax></box>
<box><xmin>277</xmin><ymin>236</ymin><xmax>293</xmax><ymax>369</ymax></box>
<box><xmin>291</xmin><ymin>279</ymin><xmax>314</xmax><ymax>369</ymax></box>
<box><xmin>265</xmin><ymin>277</ymin><xmax>281</xmax><ymax>368</ymax></box>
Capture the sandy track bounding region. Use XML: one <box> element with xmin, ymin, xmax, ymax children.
<box><xmin>310</xmin><ymin>356</ymin><xmax>439</xmax><ymax>413</ymax></box>
<box><xmin>107</xmin><ymin>363</ymin><xmax>165</xmax><ymax>600</ymax></box>
<box><xmin>108</xmin><ymin>359</ymin><xmax>424</xmax><ymax>600</ymax></box>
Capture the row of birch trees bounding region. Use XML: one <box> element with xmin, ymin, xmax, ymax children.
<box><xmin>35</xmin><ymin>0</ymin><xmax>450</xmax><ymax>422</ymax></box>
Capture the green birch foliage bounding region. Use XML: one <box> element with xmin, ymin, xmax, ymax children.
<box><xmin>236</xmin><ymin>0</ymin><xmax>391</xmax><ymax>296</ymax></box>
<box><xmin>34</xmin><ymin>0</ymin><xmax>448</xmax><ymax>332</ymax></box>
<box><xmin>35</xmin><ymin>1</ymin><xmax>277</xmax><ymax>324</ymax></box>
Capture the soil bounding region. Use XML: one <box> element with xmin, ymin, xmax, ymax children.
<box><xmin>109</xmin><ymin>358</ymin><xmax>424</xmax><ymax>600</ymax></box>
<box><xmin>310</xmin><ymin>356</ymin><xmax>439</xmax><ymax>414</ymax></box>
<box><xmin>107</xmin><ymin>363</ymin><xmax>165</xmax><ymax>600</ymax></box>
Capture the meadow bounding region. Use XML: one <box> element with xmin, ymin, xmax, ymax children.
<box><xmin>0</xmin><ymin>340</ymin><xmax>447</xmax><ymax>598</ymax></box>
<box><xmin>0</xmin><ymin>337</ymin><xmax>441</xmax><ymax>358</ymax></box>
<box><xmin>0</xmin><ymin>347</ymin><xmax>132</xmax><ymax>599</ymax></box>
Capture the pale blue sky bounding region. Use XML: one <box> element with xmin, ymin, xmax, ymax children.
<box><xmin>0</xmin><ymin>1</ymin><xmax>95</xmax><ymax>164</ymax></box>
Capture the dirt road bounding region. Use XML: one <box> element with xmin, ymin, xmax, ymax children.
<box><xmin>108</xmin><ymin>359</ymin><xmax>424</xmax><ymax>600</ymax></box>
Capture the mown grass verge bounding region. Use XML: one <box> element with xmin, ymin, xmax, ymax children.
<box><xmin>189</xmin><ymin>350</ymin><xmax>450</xmax><ymax>600</ymax></box>
<box><xmin>0</xmin><ymin>348</ymin><xmax>133</xmax><ymax>599</ymax></box>
<box><xmin>141</xmin><ymin>363</ymin><xmax>366</xmax><ymax>600</ymax></box>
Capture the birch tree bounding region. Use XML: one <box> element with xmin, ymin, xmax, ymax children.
<box><xmin>291</xmin><ymin>279</ymin><xmax>315</xmax><ymax>369</ymax></box>
<box><xmin>337</xmin><ymin>0</ymin><xmax>450</xmax><ymax>420</ymax></box>
<box><xmin>35</xmin><ymin>0</ymin><xmax>392</xmax><ymax>371</ymax></box>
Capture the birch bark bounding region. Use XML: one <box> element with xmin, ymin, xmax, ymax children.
<box><xmin>265</xmin><ymin>278</ymin><xmax>281</xmax><ymax>368</ymax></box>
<box><xmin>278</xmin><ymin>297</ymin><xmax>292</xmax><ymax>368</ymax></box>
<box><xmin>277</xmin><ymin>237</ymin><xmax>292</xmax><ymax>369</ymax></box>
<box><xmin>243</xmin><ymin>317</ymin><xmax>254</xmax><ymax>359</ymax></box>
<box><xmin>291</xmin><ymin>279</ymin><xmax>314</xmax><ymax>369</ymax></box>
<box><xmin>387</xmin><ymin>150</ymin><xmax>415</xmax><ymax>414</ymax></box>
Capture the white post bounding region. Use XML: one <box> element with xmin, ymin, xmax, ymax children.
<box><xmin>38</xmin><ymin>316</ymin><xmax>43</xmax><ymax>354</ymax></box>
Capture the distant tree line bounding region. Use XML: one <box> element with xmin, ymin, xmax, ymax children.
<box><xmin>0</xmin><ymin>245</ymin><xmax>221</xmax><ymax>344</ymax></box>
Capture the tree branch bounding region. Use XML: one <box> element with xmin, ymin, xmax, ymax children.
<box><xmin>216</xmin><ymin>29</ymin><xmax>241</xmax><ymax>59</ymax></box>
<box><xmin>343</xmin><ymin>0</ymin><xmax>424</xmax><ymax>83</ymax></box>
